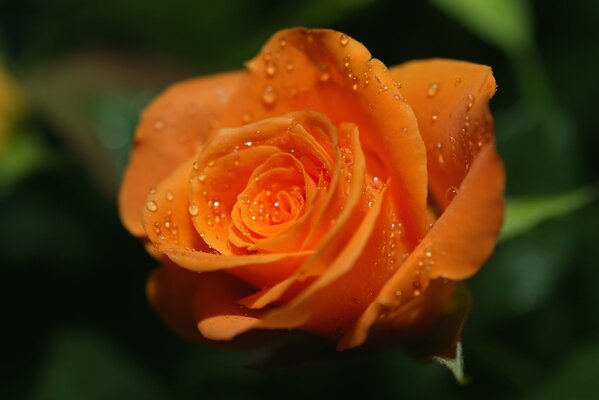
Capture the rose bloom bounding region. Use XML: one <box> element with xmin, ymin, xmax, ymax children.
<box><xmin>119</xmin><ymin>28</ymin><xmax>504</xmax><ymax>351</ymax></box>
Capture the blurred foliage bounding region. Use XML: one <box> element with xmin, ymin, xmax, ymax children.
<box><xmin>1</xmin><ymin>0</ymin><xmax>599</xmax><ymax>399</ymax></box>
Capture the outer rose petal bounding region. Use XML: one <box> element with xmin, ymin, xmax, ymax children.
<box><xmin>119</xmin><ymin>71</ymin><xmax>244</xmax><ymax>236</ymax></box>
<box><xmin>339</xmin><ymin>143</ymin><xmax>504</xmax><ymax>350</ymax></box>
<box><xmin>192</xmin><ymin>272</ymin><xmax>263</xmax><ymax>340</ymax></box>
<box><xmin>146</xmin><ymin>262</ymin><xmax>203</xmax><ymax>340</ymax></box>
<box><xmin>389</xmin><ymin>59</ymin><xmax>497</xmax><ymax>210</ymax></box>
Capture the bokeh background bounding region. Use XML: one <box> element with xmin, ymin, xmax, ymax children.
<box><xmin>1</xmin><ymin>0</ymin><xmax>598</xmax><ymax>398</ymax></box>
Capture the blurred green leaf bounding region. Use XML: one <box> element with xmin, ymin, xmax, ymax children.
<box><xmin>429</xmin><ymin>0</ymin><xmax>533</xmax><ymax>54</ymax></box>
<box><xmin>32</xmin><ymin>330</ymin><xmax>168</xmax><ymax>400</ymax></box>
<box><xmin>24</xmin><ymin>51</ymin><xmax>184</xmax><ymax>197</ymax></box>
<box><xmin>531</xmin><ymin>342</ymin><xmax>599</xmax><ymax>399</ymax></box>
<box><xmin>0</xmin><ymin>131</ymin><xmax>57</xmax><ymax>196</ymax></box>
<box><xmin>501</xmin><ymin>184</ymin><xmax>598</xmax><ymax>241</ymax></box>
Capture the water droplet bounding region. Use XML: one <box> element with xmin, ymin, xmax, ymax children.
<box><xmin>213</xmin><ymin>201</ymin><xmax>220</xmax><ymax>208</ymax></box>
<box><xmin>197</xmin><ymin>171</ymin><xmax>206</xmax><ymax>182</ymax></box>
<box><xmin>265</xmin><ymin>60</ymin><xmax>277</xmax><ymax>77</ymax></box>
<box><xmin>188</xmin><ymin>204</ymin><xmax>199</xmax><ymax>216</ymax></box>
<box><xmin>445</xmin><ymin>186</ymin><xmax>458</xmax><ymax>201</ymax></box>
<box><xmin>244</xmin><ymin>141</ymin><xmax>253</xmax><ymax>147</ymax></box>
<box><xmin>466</xmin><ymin>93</ymin><xmax>475</xmax><ymax>110</ymax></box>
<box><xmin>401</xmin><ymin>127</ymin><xmax>408</xmax><ymax>135</ymax></box>
<box><xmin>262</xmin><ymin>85</ymin><xmax>277</xmax><ymax>106</ymax></box>
<box><xmin>153</xmin><ymin>118</ymin><xmax>165</xmax><ymax>131</ymax></box>
<box><xmin>320</xmin><ymin>70</ymin><xmax>330</xmax><ymax>82</ymax></box>
<box><xmin>279</xmin><ymin>38</ymin><xmax>287</xmax><ymax>48</ymax></box>
<box><xmin>286</xmin><ymin>61</ymin><xmax>294</xmax><ymax>71</ymax></box>
<box><xmin>395</xmin><ymin>290</ymin><xmax>402</xmax><ymax>297</ymax></box>
<box><xmin>192</xmin><ymin>162</ymin><xmax>199</xmax><ymax>170</ymax></box>
<box><xmin>413</xmin><ymin>280</ymin><xmax>422</xmax><ymax>296</ymax></box>
<box><xmin>166</xmin><ymin>191</ymin><xmax>174</xmax><ymax>201</ymax></box>
<box><xmin>352</xmin><ymin>83</ymin><xmax>358</xmax><ymax>92</ymax></box>
<box><xmin>241</xmin><ymin>113</ymin><xmax>252</xmax><ymax>123</ymax></box>
<box><xmin>383</xmin><ymin>85</ymin><xmax>388</xmax><ymax>91</ymax></box>
<box><xmin>339</xmin><ymin>34</ymin><xmax>349</xmax><ymax>47</ymax></box>
<box><xmin>146</xmin><ymin>200</ymin><xmax>158</xmax><ymax>212</ymax></box>
<box><xmin>431</xmin><ymin>113</ymin><xmax>438</xmax><ymax>122</ymax></box>
<box><xmin>148</xmin><ymin>187</ymin><xmax>157</xmax><ymax>195</ymax></box>
<box><xmin>427</xmin><ymin>82</ymin><xmax>439</xmax><ymax>98</ymax></box>
<box><xmin>343</xmin><ymin>56</ymin><xmax>351</xmax><ymax>68</ymax></box>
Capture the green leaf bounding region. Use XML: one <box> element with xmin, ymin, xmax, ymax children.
<box><xmin>433</xmin><ymin>342</ymin><xmax>468</xmax><ymax>385</ymax></box>
<box><xmin>501</xmin><ymin>184</ymin><xmax>598</xmax><ymax>241</ymax></box>
<box><xmin>32</xmin><ymin>330</ymin><xmax>168</xmax><ymax>400</ymax></box>
<box><xmin>429</xmin><ymin>0</ymin><xmax>533</xmax><ymax>54</ymax></box>
<box><xmin>531</xmin><ymin>342</ymin><xmax>599</xmax><ymax>399</ymax></box>
<box><xmin>0</xmin><ymin>132</ymin><xmax>57</xmax><ymax>196</ymax></box>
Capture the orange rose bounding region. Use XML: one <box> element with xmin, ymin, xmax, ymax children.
<box><xmin>119</xmin><ymin>28</ymin><xmax>504</xmax><ymax>350</ymax></box>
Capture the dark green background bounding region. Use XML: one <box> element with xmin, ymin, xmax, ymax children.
<box><xmin>1</xmin><ymin>0</ymin><xmax>598</xmax><ymax>398</ymax></box>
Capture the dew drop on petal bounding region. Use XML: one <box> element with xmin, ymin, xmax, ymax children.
<box><xmin>146</xmin><ymin>200</ymin><xmax>158</xmax><ymax>212</ymax></box>
<box><xmin>262</xmin><ymin>85</ymin><xmax>277</xmax><ymax>106</ymax></box>
<box><xmin>445</xmin><ymin>186</ymin><xmax>458</xmax><ymax>201</ymax></box>
<box><xmin>188</xmin><ymin>204</ymin><xmax>199</xmax><ymax>216</ymax></box>
<box><xmin>427</xmin><ymin>82</ymin><xmax>439</xmax><ymax>98</ymax></box>
<box><xmin>241</xmin><ymin>113</ymin><xmax>252</xmax><ymax>123</ymax></box>
<box><xmin>153</xmin><ymin>118</ymin><xmax>165</xmax><ymax>131</ymax></box>
<box><xmin>166</xmin><ymin>191</ymin><xmax>174</xmax><ymax>201</ymax></box>
<box><xmin>265</xmin><ymin>60</ymin><xmax>277</xmax><ymax>77</ymax></box>
<box><xmin>340</xmin><ymin>34</ymin><xmax>350</xmax><ymax>47</ymax></box>
<box><xmin>467</xmin><ymin>93</ymin><xmax>475</xmax><ymax>110</ymax></box>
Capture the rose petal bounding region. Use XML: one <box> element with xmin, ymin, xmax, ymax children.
<box><xmin>390</xmin><ymin>59</ymin><xmax>497</xmax><ymax>210</ymax></box>
<box><xmin>238</xmin><ymin>122</ymin><xmax>370</xmax><ymax>309</ymax></box>
<box><xmin>339</xmin><ymin>143</ymin><xmax>505</xmax><ymax>350</ymax></box>
<box><xmin>224</xmin><ymin>28</ymin><xmax>430</xmax><ymax>247</ymax></box>
<box><xmin>141</xmin><ymin>156</ymin><xmax>211</xmax><ymax>252</ymax></box>
<box><xmin>146</xmin><ymin>262</ymin><xmax>203</xmax><ymax>340</ymax></box>
<box><xmin>188</xmin><ymin>112</ymin><xmax>336</xmax><ymax>254</ymax></box>
<box><xmin>193</xmin><ymin>272</ymin><xmax>262</xmax><ymax>340</ymax></box>
<box><xmin>120</xmin><ymin>71</ymin><xmax>244</xmax><ymax>236</ymax></box>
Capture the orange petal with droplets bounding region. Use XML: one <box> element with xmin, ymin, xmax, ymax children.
<box><xmin>390</xmin><ymin>59</ymin><xmax>497</xmax><ymax>210</ymax></box>
<box><xmin>120</xmin><ymin>71</ymin><xmax>245</xmax><ymax>236</ymax></box>
<box><xmin>238</xmin><ymin>122</ymin><xmax>370</xmax><ymax>309</ymax></box>
<box><xmin>193</xmin><ymin>272</ymin><xmax>262</xmax><ymax>340</ymax></box>
<box><xmin>224</xmin><ymin>28</ymin><xmax>429</xmax><ymax>247</ymax></box>
<box><xmin>339</xmin><ymin>143</ymin><xmax>504</xmax><ymax>350</ymax></box>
